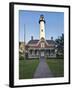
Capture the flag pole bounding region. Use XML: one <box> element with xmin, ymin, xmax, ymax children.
<box><xmin>24</xmin><ymin>24</ymin><xmax>25</xmax><ymax>60</ymax></box>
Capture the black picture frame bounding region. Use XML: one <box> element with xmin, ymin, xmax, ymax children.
<box><xmin>9</xmin><ymin>2</ymin><xmax>70</xmax><ymax>88</ymax></box>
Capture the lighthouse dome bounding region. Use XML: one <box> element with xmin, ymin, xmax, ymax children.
<box><xmin>40</xmin><ymin>15</ymin><xmax>44</xmax><ymax>20</ymax></box>
<box><xmin>39</xmin><ymin>14</ymin><xmax>46</xmax><ymax>24</ymax></box>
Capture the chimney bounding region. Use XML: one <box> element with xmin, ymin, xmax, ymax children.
<box><xmin>51</xmin><ymin>37</ymin><xmax>53</xmax><ymax>40</ymax></box>
<box><xmin>31</xmin><ymin>36</ymin><xmax>33</xmax><ymax>40</ymax></box>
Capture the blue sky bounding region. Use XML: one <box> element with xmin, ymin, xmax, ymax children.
<box><xmin>19</xmin><ymin>10</ymin><xmax>64</xmax><ymax>43</ymax></box>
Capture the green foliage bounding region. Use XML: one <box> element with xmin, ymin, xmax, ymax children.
<box><xmin>56</xmin><ymin>54</ymin><xmax>64</xmax><ymax>59</ymax></box>
<box><xmin>19</xmin><ymin>55</ymin><xmax>24</xmax><ymax>60</ymax></box>
<box><xmin>55</xmin><ymin>33</ymin><xmax>64</xmax><ymax>56</ymax></box>
<box><xmin>46</xmin><ymin>57</ymin><xmax>63</xmax><ymax>59</ymax></box>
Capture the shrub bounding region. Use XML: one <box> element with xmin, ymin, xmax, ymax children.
<box><xmin>56</xmin><ymin>54</ymin><xmax>64</xmax><ymax>59</ymax></box>
<box><xmin>19</xmin><ymin>55</ymin><xmax>24</xmax><ymax>60</ymax></box>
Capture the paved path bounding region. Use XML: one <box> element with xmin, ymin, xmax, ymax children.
<box><xmin>33</xmin><ymin>57</ymin><xmax>53</xmax><ymax>78</ymax></box>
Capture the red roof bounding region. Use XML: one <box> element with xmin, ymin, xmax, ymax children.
<box><xmin>26</xmin><ymin>42</ymin><xmax>55</xmax><ymax>49</ymax></box>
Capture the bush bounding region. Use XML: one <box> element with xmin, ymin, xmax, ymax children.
<box><xmin>46</xmin><ymin>55</ymin><xmax>64</xmax><ymax>59</ymax></box>
<box><xmin>56</xmin><ymin>54</ymin><xmax>64</xmax><ymax>59</ymax></box>
<box><xmin>19</xmin><ymin>55</ymin><xmax>24</xmax><ymax>60</ymax></box>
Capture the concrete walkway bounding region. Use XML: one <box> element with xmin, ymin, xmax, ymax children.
<box><xmin>33</xmin><ymin>57</ymin><xmax>53</xmax><ymax>78</ymax></box>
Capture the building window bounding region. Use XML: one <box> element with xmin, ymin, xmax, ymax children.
<box><xmin>41</xmin><ymin>37</ymin><xmax>44</xmax><ymax>41</ymax></box>
<box><xmin>41</xmin><ymin>43</ymin><xmax>45</xmax><ymax>48</ymax></box>
<box><xmin>41</xmin><ymin>29</ymin><xmax>43</xmax><ymax>32</ymax></box>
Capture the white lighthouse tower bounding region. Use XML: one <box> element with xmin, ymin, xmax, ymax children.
<box><xmin>39</xmin><ymin>15</ymin><xmax>46</xmax><ymax>39</ymax></box>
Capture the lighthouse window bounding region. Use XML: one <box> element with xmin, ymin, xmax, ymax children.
<box><xmin>41</xmin><ymin>29</ymin><xmax>43</xmax><ymax>32</ymax></box>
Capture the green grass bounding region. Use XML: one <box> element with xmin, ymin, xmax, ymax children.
<box><xmin>19</xmin><ymin>59</ymin><xmax>39</xmax><ymax>79</ymax></box>
<box><xmin>46</xmin><ymin>59</ymin><xmax>64</xmax><ymax>77</ymax></box>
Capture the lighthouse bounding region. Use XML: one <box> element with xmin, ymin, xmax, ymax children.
<box><xmin>39</xmin><ymin>15</ymin><xmax>46</xmax><ymax>39</ymax></box>
<box><xmin>26</xmin><ymin>14</ymin><xmax>56</xmax><ymax>59</ymax></box>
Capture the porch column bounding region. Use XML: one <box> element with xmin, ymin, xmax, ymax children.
<box><xmin>50</xmin><ymin>49</ymin><xmax>55</xmax><ymax>56</ymax></box>
<box><xmin>49</xmin><ymin>49</ymin><xmax>50</xmax><ymax>56</ymax></box>
<box><xmin>32</xmin><ymin>49</ymin><xmax>35</xmax><ymax>56</ymax></box>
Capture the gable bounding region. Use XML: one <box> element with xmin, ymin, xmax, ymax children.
<box><xmin>27</xmin><ymin>39</ymin><xmax>55</xmax><ymax>48</ymax></box>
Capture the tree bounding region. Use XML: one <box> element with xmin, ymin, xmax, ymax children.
<box><xmin>55</xmin><ymin>33</ymin><xmax>64</xmax><ymax>57</ymax></box>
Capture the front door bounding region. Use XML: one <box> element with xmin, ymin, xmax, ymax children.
<box><xmin>41</xmin><ymin>51</ymin><xmax>44</xmax><ymax>57</ymax></box>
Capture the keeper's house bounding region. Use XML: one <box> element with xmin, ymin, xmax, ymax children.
<box><xmin>25</xmin><ymin>15</ymin><xmax>56</xmax><ymax>58</ymax></box>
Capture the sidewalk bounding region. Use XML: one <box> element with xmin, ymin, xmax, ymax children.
<box><xmin>33</xmin><ymin>57</ymin><xmax>53</xmax><ymax>78</ymax></box>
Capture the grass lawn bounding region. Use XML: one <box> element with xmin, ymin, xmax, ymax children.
<box><xmin>46</xmin><ymin>58</ymin><xmax>64</xmax><ymax>77</ymax></box>
<box><xmin>19</xmin><ymin>59</ymin><xmax>39</xmax><ymax>79</ymax></box>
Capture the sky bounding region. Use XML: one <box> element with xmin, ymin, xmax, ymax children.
<box><xmin>19</xmin><ymin>10</ymin><xmax>64</xmax><ymax>43</ymax></box>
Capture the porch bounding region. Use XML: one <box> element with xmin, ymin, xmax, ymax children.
<box><xmin>28</xmin><ymin>48</ymin><xmax>56</xmax><ymax>58</ymax></box>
